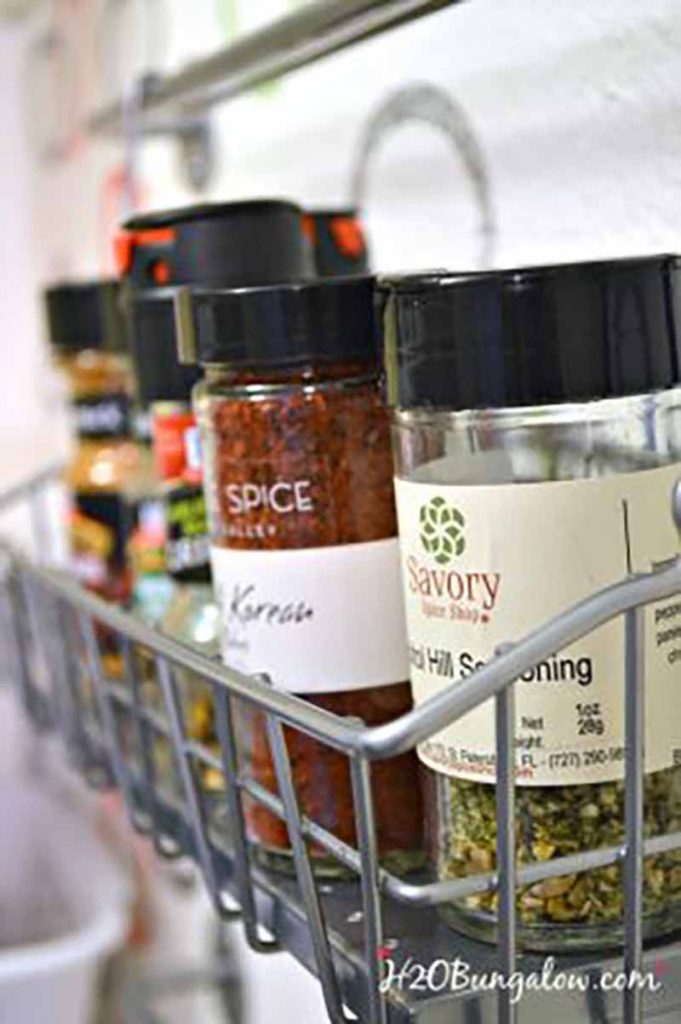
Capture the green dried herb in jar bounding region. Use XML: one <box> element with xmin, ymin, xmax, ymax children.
<box><xmin>382</xmin><ymin>257</ymin><xmax>681</xmax><ymax>951</ymax></box>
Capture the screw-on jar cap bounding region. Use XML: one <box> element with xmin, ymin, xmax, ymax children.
<box><xmin>380</xmin><ymin>256</ymin><xmax>681</xmax><ymax>409</ymax></box>
<box><xmin>121</xmin><ymin>199</ymin><xmax>314</xmax><ymax>404</ymax></box>
<box><xmin>44</xmin><ymin>280</ymin><xmax>124</xmax><ymax>353</ymax></box>
<box><xmin>178</xmin><ymin>276</ymin><xmax>378</xmax><ymax>368</ymax></box>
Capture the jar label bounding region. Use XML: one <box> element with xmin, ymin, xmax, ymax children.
<box><xmin>73</xmin><ymin>393</ymin><xmax>131</xmax><ymax>439</ymax></box>
<box><xmin>152</xmin><ymin>408</ymin><xmax>197</xmax><ymax>481</ymax></box>
<box><xmin>69</xmin><ymin>491</ymin><xmax>133</xmax><ymax>594</ymax></box>
<box><xmin>165</xmin><ymin>483</ymin><xmax>210</xmax><ymax>577</ymax></box>
<box><xmin>210</xmin><ymin>538</ymin><xmax>409</xmax><ymax>693</ymax></box>
<box><xmin>394</xmin><ymin>464</ymin><xmax>681</xmax><ymax>785</ymax></box>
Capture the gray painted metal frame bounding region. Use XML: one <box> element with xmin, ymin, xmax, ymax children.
<box><xmin>1</xmin><ymin>471</ymin><xmax>680</xmax><ymax>1024</ymax></box>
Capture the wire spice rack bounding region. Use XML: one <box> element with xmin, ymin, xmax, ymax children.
<box><xmin>1</xmin><ymin>466</ymin><xmax>680</xmax><ymax>1024</ymax></box>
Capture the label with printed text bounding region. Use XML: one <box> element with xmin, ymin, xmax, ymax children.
<box><xmin>394</xmin><ymin>464</ymin><xmax>681</xmax><ymax>785</ymax></box>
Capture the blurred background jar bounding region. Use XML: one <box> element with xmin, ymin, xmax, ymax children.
<box><xmin>382</xmin><ymin>257</ymin><xmax>681</xmax><ymax>951</ymax></box>
<box><xmin>45</xmin><ymin>281</ymin><xmax>139</xmax><ymax>609</ymax></box>
<box><xmin>183</xmin><ymin>275</ymin><xmax>424</xmax><ymax>876</ymax></box>
<box><xmin>116</xmin><ymin>200</ymin><xmax>315</xmax><ymax>789</ymax></box>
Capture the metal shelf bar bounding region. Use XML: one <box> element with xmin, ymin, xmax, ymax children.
<box><xmin>156</xmin><ymin>655</ymin><xmax>224</xmax><ymax>902</ymax></box>
<box><xmin>125</xmin><ymin>639</ymin><xmax>181</xmax><ymax>857</ymax></box>
<box><xmin>495</xmin><ymin>685</ymin><xmax>516</xmax><ymax>1024</ymax></box>
<box><xmin>89</xmin><ymin>0</ymin><xmax>460</xmax><ymax>134</ymax></box>
<box><xmin>5</xmin><ymin>543</ymin><xmax>680</xmax><ymax>764</ymax></box>
<box><xmin>266</xmin><ymin>713</ymin><xmax>351</xmax><ymax>1024</ymax></box>
<box><xmin>78</xmin><ymin>609</ymin><xmax>137</xmax><ymax>816</ymax></box>
<box><xmin>212</xmin><ymin>685</ymin><xmax>281</xmax><ymax>953</ymax></box>
<box><xmin>351</xmin><ymin>754</ymin><xmax>387</xmax><ymax>1024</ymax></box>
<box><xmin>623</xmin><ymin>606</ymin><xmax>646</xmax><ymax>1024</ymax></box>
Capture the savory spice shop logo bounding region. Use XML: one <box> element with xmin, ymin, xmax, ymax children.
<box><xmin>419</xmin><ymin>497</ymin><xmax>466</xmax><ymax>564</ymax></box>
<box><xmin>407</xmin><ymin>494</ymin><xmax>501</xmax><ymax>625</ymax></box>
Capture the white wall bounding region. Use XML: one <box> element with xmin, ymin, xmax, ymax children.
<box><xmin>23</xmin><ymin>0</ymin><xmax>681</xmax><ymax>288</ymax></box>
<box><xmin>9</xmin><ymin>0</ymin><xmax>681</xmax><ymax>467</ymax></box>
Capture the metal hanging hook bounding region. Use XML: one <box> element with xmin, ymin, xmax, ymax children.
<box><xmin>350</xmin><ymin>82</ymin><xmax>497</xmax><ymax>269</ymax></box>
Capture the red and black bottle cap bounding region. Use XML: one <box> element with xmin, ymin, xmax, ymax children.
<box><xmin>122</xmin><ymin>198</ymin><xmax>313</xmax><ymax>288</ymax></box>
<box><xmin>380</xmin><ymin>256</ymin><xmax>681</xmax><ymax>410</ymax></box>
<box><xmin>302</xmin><ymin>208</ymin><xmax>370</xmax><ymax>278</ymax></box>
<box><xmin>178</xmin><ymin>276</ymin><xmax>378</xmax><ymax>369</ymax></box>
<box><xmin>44</xmin><ymin>280</ymin><xmax>124</xmax><ymax>354</ymax></box>
<box><xmin>118</xmin><ymin>199</ymin><xmax>314</xmax><ymax>405</ymax></box>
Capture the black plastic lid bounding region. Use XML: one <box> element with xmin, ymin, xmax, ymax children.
<box><xmin>124</xmin><ymin>199</ymin><xmax>313</xmax><ymax>287</ymax></box>
<box><xmin>129</xmin><ymin>292</ymin><xmax>201</xmax><ymax>405</ymax></box>
<box><xmin>122</xmin><ymin>199</ymin><xmax>314</xmax><ymax>403</ymax></box>
<box><xmin>179</xmin><ymin>276</ymin><xmax>378</xmax><ymax>368</ymax></box>
<box><xmin>303</xmin><ymin>208</ymin><xmax>370</xmax><ymax>278</ymax></box>
<box><xmin>44</xmin><ymin>280</ymin><xmax>123</xmax><ymax>353</ymax></box>
<box><xmin>380</xmin><ymin>255</ymin><xmax>681</xmax><ymax>409</ymax></box>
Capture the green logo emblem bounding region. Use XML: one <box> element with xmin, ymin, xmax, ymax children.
<box><xmin>419</xmin><ymin>497</ymin><xmax>466</xmax><ymax>565</ymax></box>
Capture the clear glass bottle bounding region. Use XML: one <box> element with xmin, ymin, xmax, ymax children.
<box><xmin>184</xmin><ymin>277</ymin><xmax>425</xmax><ymax>875</ymax></box>
<box><xmin>382</xmin><ymin>257</ymin><xmax>681</xmax><ymax>950</ymax></box>
<box><xmin>46</xmin><ymin>281</ymin><xmax>142</xmax><ymax>678</ymax></box>
<box><xmin>117</xmin><ymin>200</ymin><xmax>315</xmax><ymax>793</ymax></box>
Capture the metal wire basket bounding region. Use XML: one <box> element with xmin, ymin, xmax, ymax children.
<box><xmin>1</xmin><ymin>467</ymin><xmax>680</xmax><ymax>1024</ymax></box>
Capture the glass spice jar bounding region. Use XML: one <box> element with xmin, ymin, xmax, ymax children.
<box><xmin>45</xmin><ymin>281</ymin><xmax>139</xmax><ymax>607</ymax></box>
<box><xmin>118</xmin><ymin>200</ymin><xmax>315</xmax><ymax>788</ymax></box>
<box><xmin>181</xmin><ymin>276</ymin><xmax>425</xmax><ymax>875</ymax></box>
<box><xmin>382</xmin><ymin>257</ymin><xmax>681</xmax><ymax>951</ymax></box>
<box><xmin>119</xmin><ymin>199</ymin><xmax>315</xmax><ymax>591</ymax></box>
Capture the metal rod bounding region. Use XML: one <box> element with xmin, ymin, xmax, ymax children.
<box><xmin>383</xmin><ymin>828</ymin><xmax>681</xmax><ymax>909</ymax></box>
<box><xmin>359</xmin><ymin>558</ymin><xmax>681</xmax><ymax>759</ymax></box>
<box><xmin>156</xmin><ymin>655</ymin><xmax>226</xmax><ymax>911</ymax></box>
<box><xmin>124</xmin><ymin>639</ymin><xmax>181</xmax><ymax>856</ymax></box>
<box><xmin>266</xmin><ymin>715</ymin><xmax>349</xmax><ymax>1024</ymax></box>
<box><xmin>76</xmin><ymin>611</ymin><xmax>138</xmax><ymax>810</ymax></box>
<box><xmin>60</xmin><ymin>602</ymin><xmax>110</xmax><ymax>781</ymax></box>
<box><xmin>6</xmin><ymin>571</ymin><xmax>41</xmax><ymax>724</ymax></box>
<box><xmin>212</xmin><ymin>687</ymin><xmax>280</xmax><ymax>953</ymax></box>
<box><xmin>76</xmin><ymin>682</ymin><xmax>681</xmax><ymax>906</ymax></box>
<box><xmin>623</xmin><ymin>606</ymin><xmax>646</xmax><ymax>1024</ymax></box>
<box><xmin>6</xmin><ymin>543</ymin><xmax>680</xmax><ymax>762</ymax></box>
<box><xmin>0</xmin><ymin>463</ymin><xmax>62</xmax><ymax>515</ymax></box>
<box><xmin>90</xmin><ymin>0</ymin><xmax>458</xmax><ymax>132</ymax></box>
<box><xmin>350</xmin><ymin>756</ymin><xmax>387</xmax><ymax>1024</ymax></box>
<box><xmin>495</xmin><ymin>685</ymin><xmax>516</xmax><ymax>1024</ymax></box>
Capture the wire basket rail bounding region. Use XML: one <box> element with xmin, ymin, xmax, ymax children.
<box><xmin>0</xmin><ymin>471</ymin><xmax>680</xmax><ymax>1024</ymax></box>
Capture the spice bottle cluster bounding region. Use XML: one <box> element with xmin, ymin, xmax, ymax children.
<box><xmin>46</xmin><ymin>200</ymin><xmax>681</xmax><ymax>955</ymax></box>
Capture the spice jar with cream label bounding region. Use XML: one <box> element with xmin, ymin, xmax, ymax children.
<box><xmin>181</xmin><ymin>276</ymin><xmax>424</xmax><ymax>875</ymax></box>
<box><xmin>382</xmin><ymin>257</ymin><xmax>681</xmax><ymax>950</ymax></box>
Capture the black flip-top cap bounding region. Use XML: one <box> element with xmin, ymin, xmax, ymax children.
<box><xmin>180</xmin><ymin>276</ymin><xmax>378</xmax><ymax>368</ymax></box>
<box><xmin>124</xmin><ymin>199</ymin><xmax>313</xmax><ymax>287</ymax></box>
<box><xmin>303</xmin><ymin>207</ymin><xmax>370</xmax><ymax>278</ymax></box>
<box><xmin>380</xmin><ymin>255</ymin><xmax>681</xmax><ymax>409</ymax></box>
<box><xmin>123</xmin><ymin>199</ymin><xmax>314</xmax><ymax>404</ymax></box>
<box><xmin>44</xmin><ymin>280</ymin><xmax>123</xmax><ymax>353</ymax></box>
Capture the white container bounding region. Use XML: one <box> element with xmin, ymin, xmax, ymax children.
<box><xmin>0</xmin><ymin>779</ymin><xmax>128</xmax><ymax>1024</ymax></box>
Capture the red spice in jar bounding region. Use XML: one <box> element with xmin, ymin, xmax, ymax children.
<box><xmin>190</xmin><ymin>278</ymin><xmax>424</xmax><ymax>873</ymax></box>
